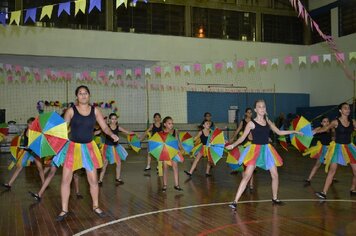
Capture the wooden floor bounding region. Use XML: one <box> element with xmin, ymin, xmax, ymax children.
<box><xmin>1</xmin><ymin>146</ymin><xmax>355</xmax><ymax>236</ymax></box>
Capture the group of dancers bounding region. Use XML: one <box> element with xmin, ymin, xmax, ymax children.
<box><xmin>1</xmin><ymin>85</ymin><xmax>355</xmax><ymax>220</ymax></box>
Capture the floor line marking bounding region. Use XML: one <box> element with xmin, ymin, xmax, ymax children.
<box><xmin>74</xmin><ymin>198</ymin><xmax>356</xmax><ymax>235</ymax></box>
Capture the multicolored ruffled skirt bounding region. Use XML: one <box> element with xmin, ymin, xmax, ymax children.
<box><xmin>324</xmin><ymin>141</ymin><xmax>356</xmax><ymax>172</ymax></box>
<box><xmin>191</xmin><ymin>143</ymin><xmax>208</xmax><ymax>158</ymax></box>
<box><xmin>101</xmin><ymin>144</ymin><xmax>128</xmax><ymax>165</ymax></box>
<box><xmin>303</xmin><ymin>141</ymin><xmax>329</xmax><ymax>164</ymax></box>
<box><xmin>53</xmin><ymin>140</ymin><xmax>103</xmax><ymax>171</ymax></box>
<box><xmin>238</xmin><ymin>144</ymin><xmax>283</xmax><ymax>170</ymax></box>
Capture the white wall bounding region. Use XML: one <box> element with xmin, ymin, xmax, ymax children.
<box><xmin>0</xmin><ymin>25</ymin><xmax>355</xmax><ymax>123</ymax></box>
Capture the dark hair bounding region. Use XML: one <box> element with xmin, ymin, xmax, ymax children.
<box><xmin>204</xmin><ymin>112</ymin><xmax>211</xmax><ymax>117</ymax></box>
<box><xmin>338</xmin><ymin>102</ymin><xmax>351</xmax><ymax>120</ymax></box>
<box><xmin>153</xmin><ymin>113</ymin><xmax>161</xmax><ymax>118</ymax></box>
<box><xmin>198</xmin><ymin>119</ymin><xmax>211</xmax><ymax>130</ymax></box>
<box><xmin>162</xmin><ymin>116</ymin><xmax>173</xmax><ymax>128</ymax></box>
<box><xmin>109</xmin><ymin>113</ymin><xmax>118</xmax><ymax>119</ymax></box>
<box><xmin>75</xmin><ymin>85</ymin><xmax>90</xmax><ymax>96</ymax></box>
<box><xmin>245</xmin><ymin>108</ymin><xmax>252</xmax><ymax>113</ymax></box>
<box><xmin>27</xmin><ymin>117</ymin><xmax>35</xmax><ymax>124</ymax></box>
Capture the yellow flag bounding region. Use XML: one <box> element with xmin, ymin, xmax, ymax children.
<box><xmin>9</xmin><ymin>10</ymin><xmax>21</xmax><ymax>25</ymax></box>
<box><xmin>40</xmin><ymin>5</ymin><xmax>54</xmax><ymax>20</ymax></box>
<box><xmin>75</xmin><ymin>0</ymin><xmax>87</xmax><ymax>16</ymax></box>
<box><xmin>116</xmin><ymin>0</ymin><xmax>128</xmax><ymax>9</ymax></box>
<box><xmin>349</xmin><ymin>52</ymin><xmax>356</xmax><ymax>61</ymax></box>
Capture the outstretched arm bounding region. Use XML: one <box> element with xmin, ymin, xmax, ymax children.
<box><xmin>313</xmin><ymin>120</ymin><xmax>337</xmax><ymax>134</ymax></box>
<box><xmin>118</xmin><ymin>126</ymin><xmax>133</xmax><ymax>135</ymax></box>
<box><xmin>267</xmin><ymin>119</ymin><xmax>302</xmax><ymax>136</ymax></box>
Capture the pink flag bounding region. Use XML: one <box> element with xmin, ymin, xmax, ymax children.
<box><xmin>134</xmin><ymin>68</ymin><xmax>142</xmax><ymax>77</ymax></box>
<box><xmin>215</xmin><ymin>63</ymin><xmax>223</xmax><ymax>70</ymax></box>
<box><xmin>284</xmin><ymin>56</ymin><xmax>293</xmax><ymax>65</ymax></box>
<box><xmin>116</xmin><ymin>69</ymin><xmax>123</xmax><ymax>77</ymax></box>
<box><xmin>174</xmin><ymin>65</ymin><xmax>181</xmax><ymax>73</ymax></box>
<box><xmin>259</xmin><ymin>59</ymin><xmax>268</xmax><ymax>66</ymax></box>
<box><xmin>335</xmin><ymin>52</ymin><xmax>345</xmax><ymax>62</ymax></box>
<box><xmin>194</xmin><ymin>64</ymin><xmax>201</xmax><ymax>72</ymax></box>
<box><xmin>310</xmin><ymin>55</ymin><xmax>319</xmax><ymax>63</ymax></box>
<box><xmin>98</xmin><ymin>70</ymin><xmax>106</xmax><ymax>78</ymax></box>
<box><xmin>236</xmin><ymin>60</ymin><xmax>245</xmax><ymax>68</ymax></box>
<box><xmin>154</xmin><ymin>66</ymin><xmax>162</xmax><ymax>74</ymax></box>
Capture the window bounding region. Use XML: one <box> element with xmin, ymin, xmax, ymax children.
<box><xmin>339</xmin><ymin>0</ymin><xmax>356</xmax><ymax>36</ymax></box>
<box><xmin>262</xmin><ymin>14</ymin><xmax>303</xmax><ymax>44</ymax></box>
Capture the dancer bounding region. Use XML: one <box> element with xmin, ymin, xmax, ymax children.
<box><xmin>2</xmin><ymin>117</ymin><xmax>45</xmax><ymax>189</ymax></box>
<box><xmin>226</xmin><ymin>99</ymin><xmax>302</xmax><ymax>209</ymax></box>
<box><xmin>201</xmin><ymin>112</ymin><xmax>215</xmax><ymax>130</ymax></box>
<box><xmin>52</xmin><ymin>85</ymin><xmax>119</xmax><ymax>221</ymax></box>
<box><xmin>184</xmin><ymin>119</ymin><xmax>212</xmax><ymax>177</ymax></box>
<box><xmin>229</xmin><ymin>108</ymin><xmax>253</xmax><ymax>145</ymax></box>
<box><xmin>315</xmin><ymin>103</ymin><xmax>356</xmax><ymax>199</ymax></box>
<box><xmin>98</xmin><ymin>113</ymin><xmax>133</xmax><ymax>185</ymax></box>
<box><xmin>141</xmin><ymin>113</ymin><xmax>162</xmax><ymax>171</ymax></box>
<box><xmin>161</xmin><ymin>116</ymin><xmax>183</xmax><ymax>192</ymax></box>
<box><xmin>303</xmin><ymin>116</ymin><xmax>333</xmax><ymax>184</ymax></box>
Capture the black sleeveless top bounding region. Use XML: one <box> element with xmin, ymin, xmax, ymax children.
<box><xmin>200</xmin><ymin>131</ymin><xmax>209</xmax><ymax>145</ymax></box>
<box><xmin>251</xmin><ymin>120</ymin><xmax>270</xmax><ymax>145</ymax></box>
<box><xmin>105</xmin><ymin>126</ymin><xmax>119</xmax><ymax>145</ymax></box>
<box><xmin>23</xmin><ymin>128</ymin><xmax>29</xmax><ymax>146</ymax></box>
<box><xmin>335</xmin><ymin>119</ymin><xmax>353</xmax><ymax>144</ymax></box>
<box><xmin>316</xmin><ymin>131</ymin><xmax>332</xmax><ymax>145</ymax></box>
<box><xmin>70</xmin><ymin>106</ymin><xmax>96</xmax><ymax>143</ymax></box>
<box><xmin>152</xmin><ymin>123</ymin><xmax>162</xmax><ymax>135</ymax></box>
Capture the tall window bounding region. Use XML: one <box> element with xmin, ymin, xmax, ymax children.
<box><xmin>262</xmin><ymin>14</ymin><xmax>303</xmax><ymax>44</ymax></box>
<box><xmin>339</xmin><ymin>0</ymin><xmax>356</xmax><ymax>36</ymax></box>
<box><xmin>192</xmin><ymin>7</ymin><xmax>256</xmax><ymax>41</ymax></box>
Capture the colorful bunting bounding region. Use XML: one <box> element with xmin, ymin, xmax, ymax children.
<box><xmin>284</xmin><ymin>56</ymin><xmax>293</xmax><ymax>65</ymax></box>
<box><xmin>89</xmin><ymin>0</ymin><xmax>101</xmax><ymax>13</ymax></box>
<box><xmin>25</xmin><ymin>8</ymin><xmax>37</xmax><ymax>23</ymax></box>
<box><xmin>248</xmin><ymin>60</ymin><xmax>255</xmax><ymax>69</ymax></box>
<box><xmin>298</xmin><ymin>56</ymin><xmax>306</xmax><ymax>65</ymax></box>
<box><xmin>0</xmin><ymin>13</ymin><xmax>6</xmax><ymax>26</ymax></box>
<box><xmin>116</xmin><ymin>0</ymin><xmax>128</xmax><ymax>9</ymax></box>
<box><xmin>310</xmin><ymin>55</ymin><xmax>319</xmax><ymax>64</ymax></box>
<box><xmin>9</xmin><ymin>10</ymin><xmax>21</xmax><ymax>26</ymax></box>
<box><xmin>350</xmin><ymin>52</ymin><xmax>356</xmax><ymax>61</ymax></box>
<box><xmin>271</xmin><ymin>58</ymin><xmax>279</xmax><ymax>66</ymax></box>
<box><xmin>236</xmin><ymin>60</ymin><xmax>245</xmax><ymax>69</ymax></box>
<box><xmin>323</xmin><ymin>54</ymin><xmax>331</xmax><ymax>62</ymax></box>
<box><xmin>144</xmin><ymin>68</ymin><xmax>151</xmax><ymax>76</ymax></box>
<box><xmin>58</xmin><ymin>2</ymin><xmax>71</xmax><ymax>17</ymax></box>
<box><xmin>75</xmin><ymin>0</ymin><xmax>87</xmax><ymax>16</ymax></box>
<box><xmin>40</xmin><ymin>5</ymin><xmax>54</xmax><ymax>20</ymax></box>
<box><xmin>174</xmin><ymin>65</ymin><xmax>181</xmax><ymax>73</ymax></box>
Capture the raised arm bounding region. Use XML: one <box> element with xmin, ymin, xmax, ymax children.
<box><xmin>95</xmin><ymin>107</ymin><xmax>119</xmax><ymax>142</ymax></box>
<box><xmin>267</xmin><ymin>119</ymin><xmax>302</xmax><ymax>136</ymax></box>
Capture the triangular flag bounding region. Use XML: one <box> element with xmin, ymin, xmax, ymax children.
<box><xmin>259</xmin><ymin>58</ymin><xmax>268</xmax><ymax>66</ymax></box>
<box><xmin>271</xmin><ymin>58</ymin><xmax>279</xmax><ymax>66</ymax></box>
<box><xmin>298</xmin><ymin>56</ymin><xmax>306</xmax><ymax>65</ymax></box>
<box><xmin>284</xmin><ymin>56</ymin><xmax>293</xmax><ymax>65</ymax></box>
<box><xmin>40</xmin><ymin>5</ymin><xmax>54</xmax><ymax>20</ymax></box>
<box><xmin>89</xmin><ymin>0</ymin><xmax>101</xmax><ymax>13</ymax></box>
<box><xmin>58</xmin><ymin>2</ymin><xmax>71</xmax><ymax>17</ymax></box>
<box><xmin>145</xmin><ymin>68</ymin><xmax>151</xmax><ymax>76</ymax></box>
<box><xmin>126</xmin><ymin>69</ymin><xmax>132</xmax><ymax>77</ymax></box>
<box><xmin>164</xmin><ymin>66</ymin><xmax>171</xmax><ymax>75</ymax></box>
<box><xmin>226</xmin><ymin>62</ymin><xmax>233</xmax><ymax>70</ymax></box>
<box><xmin>248</xmin><ymin>60</ymin><xmax>255</xmax><ymax>69</ymax></box>
<box><xmin>335</xmin><ymin>52</ymin><xmax>345</xmax><ymax>62</ymax></box>
<box><xmin>205</xmin><ymin>64</ymin><xmax>212</xmax><ymax>73</ymax></box>
<box><xmin>75</xmin><ymin>0</ymin><xmax>87</xmax><ymax>16</ymax></box>
<box><xmin>0</xmin><ymin>12</ymin><xmax>6</xmax><ymax>26</ymax></box>
<box><xmin>310</xmin><ymin>55</ymin><xmax>319</xmax><ymax>63</ymax></box>
<box><xmin>323</xmin><ymin>54</ymin><xmax>331</xmax><ymax>62</ymax></box>
<box><xmin>25</xmin><ymin>8</ymin><xmax>37</xmax><ymax>23</ymax></box>
<box><xmin>9</xmin><ymin>10</ymin><xmax>21</xmax><ymax>26</ymax></box>
<box><xmin>116</xmin><ymin>0</ymin><xmax>128</xmax><ymax>8</ymax></box>
<box><xmin>349</xmin><ymin>52</ymin><xmax>356</xmax><ymax>61</ymax></box>
<box><xmin>183</xmin><ymin>65</ymin><xmax>190</xmax><ymax>73</ymax></box>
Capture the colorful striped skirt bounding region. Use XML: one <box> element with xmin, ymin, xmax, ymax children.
<box><xmin>191</xmin><ymin>143</ymin><xmax>208</xmax><ymax>158</ymax></box>
<box><xmin>238</xmin><ymin>143</ymin><xmax>283</xmax><ymax>170</ymax></box>
<box><xmin>324</xmin><ymin>141</ymin><xmax>356</xmax><ymax>172</ymax></box>
<box><xmin>53</xmin><ymin>140</ymin><xmax>102</xmax><ymax>171</ymax></box>
<box><xmin>101</xmin><ymin>144</ymin><xmax>128</xmax><ymax>165</ymax></box>
<box><xmin>303</xmin><ymin>141</ymin><xmax>329</xmax><ymax>164</ymax></box>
